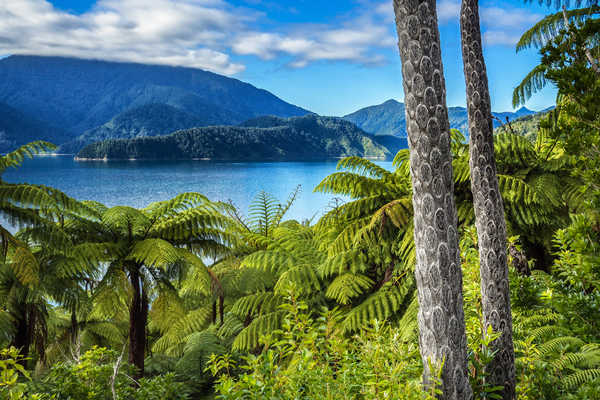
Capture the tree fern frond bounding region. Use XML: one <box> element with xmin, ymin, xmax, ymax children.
<box><xmin>517</xmin><ymin>7</ymin><xmax>600</xmax><ymax>51</ymax></box>
<box><xmin>342</xmin><ymin>280</ymin><xmax>413</xmax><ymax>332</ymax></box>
<box><xmin>0</xmin><ymin>141</ymin><xmax>56</xmax><ymax>175</ymax></box>
<box><xmin>512</xmin><ymin>64</ymin><xmax>549</xmax><ymax>107</ymax></box>
<box><xmin>395</xmin><ymin>295</ymin><xmax>419</xmax><ymax>342</ymax></box>
<box><xmin>8</xmin><ymin>245</ymin><xmax>40</xmax><ymax>286</ymax></box>
<box><xmin>336</xmin><ymin>156</ymin><xmax>393</xmax><ymax>179</ymax></box>
<box><xmin>319</xmin><ymin>249</ymin><xmax>369</xmax><ymax>278</ymax></box>
<box><xmin>180</xmin><ymin>330</ymin><xmax>226</xmax><ymax>363</ymax></box>
<box><xmin>495</xmin><ymin>133</ymin><xmax>538</xmax><ymax>167</ymax></box>
<box><xmin>327</xmin><ymin>217</ymin><xmax>372</xmax><ymax>255</ymax></box>
<box><xmin>218</xmin><ymin>313</ymin><xmax>244</xmax><ymax>340</ymax></box>
<box><xmin>150</xmin><ymin>289</ymin><xmax>186</xmax><ymax>333</ymax></box>
<box><xmin>91</xmin><ymin>267</ymin><xmax>130</xmax><ymax>320</ymax></box>
<box><xmin>273</xmin><ymin>185</ymin><xmax>301</xmax><ymax>227</ymax></box>
<box><xmin>144</xmin><ymin>192</ymin><xmax>210</xmax><ymax>218</ymax></box>
<box><xmin>317</xmin><ymin>195</ymin><xmax>392</xmax><ymax>229</ymax></box>
<box><xmin>368</xmin><ymin>197</ymin><xmax>412</xmax><ymax>230</ymax></box>
<box><xmin>325</xmin><ymin>273</ymin><xmax>374</xmax><ymax>305</ymax></box>
<box><xmin>392</xmin><ymin>149</ymin><xmax>410</xmax><ymax>169</ymax></box>
<box><xmin>232</xmin><ymin>311</ymin><xmax>285</xmax><ymax>351</ymax></box>
<box><xmin>553</xmin><ymin>348</ymin><xmax>600</xmax><ymax>370</ymax></box>
<box><xmin>230</xmin><ymin>292</ymin><xmax>283</xmax><ymax>318</ymax></box>
<box><xmin>562</xmin><ymin>369</ymin><xmax>600</xmax><ymax>389</ymax></box>
<box><xmin>241</xmin><ymin>250</ymin><xmax>295</xmax><ymax>274</ymax></box>
<box><xmin>274</xmin><ymin>265</ymin><xmax>321</xmax><ymax>295</ymax></box>
<box><xmin>498</xmin><ymin>175</ymin><xmax>539</xmax><ymax>205</ymax></box>
<box><xmin>128</xmin><ymin>238</ymin><xmax>182</xmax><ymax>269</ymax></box>
<box><xmin>149</xmin><ymin>208</ymin><xmax>230</xmax><ymax>241</ymax></box>
<box><xmin>538</xmin><ymin>336</ymin><xmax>585</xmax><ymax>355</ymax></box>
<box><xmin>314</xmin><ymin>172</ymin><xmax>389</xmax><ymax>198</ymax></box>
<box><xmin>152</xmin><ymin>305</ymin><xmax>213</xmax><ymax>355</ymax></box>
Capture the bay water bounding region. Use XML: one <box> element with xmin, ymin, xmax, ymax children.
<box><xmin>4</xmin><ymin>156</ymin><xmax>394</xmax><ymax>222</ymax></box>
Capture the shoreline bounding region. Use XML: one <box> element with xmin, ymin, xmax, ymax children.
<box><xmin>73</xmin><ymin>155</ymin><xmax>390</xmax><ymax>162</ymax></box>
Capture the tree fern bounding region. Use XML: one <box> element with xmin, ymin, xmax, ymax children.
<box><xmin>517</xmin><ymin>6</ymin><xmax>600</xmax><ymax>51</ymax></box>
<box><xmin>232</xmin><ymin>310</ymin><xmax>285</xmax><ymax>351</ymax></box>
<box><xmin>325</xmin><ymin>273</ymin><xmax>374</xmax><ymax>305</ymax></box>
<box><xmin>340</xmin><ymin>280</ymin><xmax>413</xmax><ymax>333</ymax></box>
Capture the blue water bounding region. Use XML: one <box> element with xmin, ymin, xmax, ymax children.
<box><xmin>4</xmin><ymin>156</ymin><xmax>394</xmax><ymax>221</ymax></box>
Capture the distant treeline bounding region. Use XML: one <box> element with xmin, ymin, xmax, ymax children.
<box><xmin>77</xmin><ymin>115</ymin><xmax>407</xmax><ymax>161</ymax></box>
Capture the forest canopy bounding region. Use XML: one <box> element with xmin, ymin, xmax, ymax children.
<box><xmin>1</xmin><ymin>1</ymin><xmax>599</xmax><ymax>399</ymax></box>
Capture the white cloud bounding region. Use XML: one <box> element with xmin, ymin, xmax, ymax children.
<box><xmin>438</xmin><ymin>0</ymin><xmax>461</xmax><ymax>24</ymax></box>
<box><xmin>0</xmin><ymin>0</ymin><xmax>398</xmax><ymax>74</ymax></box>
<box><xmin>0</xmin><ymin>0</ymin><xmax>247</xmax><ymax>75</ymax></box>
<box><xmin>230</xmin><ymin>3</ymin><xmax>395</xmax><ymax>68</ymax></box>
<box><xmin>480</xmin><ymin>7</ymin><xmax>541</xmax><ymax>29</ymax></box>
<box><xmin>483</xmin><ymin>30</ymin><xmax>522</xmax><ymax>46</ymax></box>
<box><xmin>435</xmin><ymin>0</ymin><xmax>542</xmax><ymax>47</ymax></box>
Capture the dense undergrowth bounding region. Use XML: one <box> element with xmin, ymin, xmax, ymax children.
<box><xmin>1</xmin><ymin>2</ymin><xmax>600</xmax><ymax>399</ymax></box>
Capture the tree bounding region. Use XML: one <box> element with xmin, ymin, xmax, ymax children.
<box><xmin>460</xmin><ymin>0</ymin><xmax>516</xmax><ymax>397</ymax></box>
<box><xmin>63</xmin><ymin>195</ymin><xmax>232</xmax><ymax>378</ymax></box>
<box><xmin>393</xmin><ymin>1</ymin><xmax>473</xmax><ymax>398</ymax></box>
<box><xmin>0</xmin><ymin>141</ymin><xmax>105</xmax><ymax>365</ymax></box>
<box><xmin>0</xmin><ymin>141</ymin><xmax>56</xmax><ymax>259</ymax></box>
<box><xmin>513</xmin><ymin>1</ymin><xmax>599</xmax><ymax>107</ymax></box>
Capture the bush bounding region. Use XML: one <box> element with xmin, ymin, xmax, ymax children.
<box><xmin>24</xmin><ymin>347</ymin><xmax>190</xmax><ymax>400</ymax></box>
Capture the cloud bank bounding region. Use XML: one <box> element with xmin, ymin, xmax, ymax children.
<box><xmin>0</xmin><ymin>0</ymin><xmax>394</xmax><ymax>75</ymax></box>
<box><xmin>0</xmin><ymin>0</ymin><xmax>542</xmax><ymax>75</ymax></box>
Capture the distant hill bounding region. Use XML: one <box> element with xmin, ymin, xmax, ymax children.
<box><xmin>343</xmin><ymin>99</ymin><xmax>540</xmax><ymax>137</ymax></box>
<box><xmin>77</xmin><ymin>115</ymin><xmax>402</xmax><ymax>161</ymax></box>
<box><xmin>495</xmin><ymin>109</ymin><xmax>550</xmax><ymax>141</ymax></box>
<box><xmin>60</xmin><ymin>103</ymin><xmax>215</xmax><ymax>153</ymax></box>
<box><xmin>342</xmin><ymin>100</ymin><xmax>407</xmax><ymax>137</ymax></box>
<box><xmin>0</xmin><ymin>55</ymin><xmax>311</xmax><ymax>145</ymax></box>
<box><xmin>0</xmin><ymin>101</ymin><xmax>71</xmax><ymax>153</ymax></box>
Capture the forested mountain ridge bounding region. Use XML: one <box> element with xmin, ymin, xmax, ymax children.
<box><xmin>343</xmin><ymin>98</ymin><xmax>541</xmax><ymax>136</ymax></box>
<box><xmin>495</xmin><ymin>109</ymin><xmax>550</xmax><ymax>141</ymax></box>
<box><xmin>0</xmin><ymin>55</ymin><xmax>310</xmax><ymax>140</ymax></box>
<box><xmin>59</xmin><ymin>103</ymin><xmax>217</xmax><ymax>153</ymax></box>
<box><xmin>0</xmin><ymin>101</ymin><xmax>71</xmax><ymax>153</ymax></box>
<box><xmin>76</xmin><ymin>115</ymin><xmax>403</xmax><ymax>161</ymax></box>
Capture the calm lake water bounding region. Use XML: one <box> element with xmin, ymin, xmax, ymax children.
<box><xmin>4</xmin><ymin>156</ymin><xmax>394</xmax><ymax>221</ymax></box>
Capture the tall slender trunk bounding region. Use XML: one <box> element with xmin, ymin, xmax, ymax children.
<box><xmin>11</xmin><ymin>313</ymin><xmax>31</xmax><ymax>367</ymax></box>
<box><xmin>393</xmin><ymin>1</ymin><xmax>473</xmax><ymax>398</ymax></box>
<box><xmin>70</xmin><ymin>310</ymin><xmax>78</xmax><ymax>346</ymax></box>
<box><xmin>460</xmin><ymin>1</ymin><xmax>516</xmax><ymax>398</ymax></box>
<box><xmin>129</xmin><ymin>267</ymin><xmax>148</xmax><ymax>379</ymax></box>
<box><xmin>218</xmin><ymin>294</ymin><xmax>224</xmax><ymax>326</ymax></box>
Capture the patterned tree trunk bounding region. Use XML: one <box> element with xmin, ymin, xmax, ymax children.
<box><xmin>393</xmin><ymin>1</ymin><xmax>473</xmax><ymax>398</ymax></box>
<box><xmin>460</xmin><ymin>1</ymin><xmax>516</xmax><ymax>398</ymax></box>
<box><xmin>129</xmin><ymin>267</ymin><xmax>148</xmax><ymax>378</ymax></box>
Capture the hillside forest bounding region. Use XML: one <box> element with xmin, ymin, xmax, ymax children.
<box><xmin>1</xmin><ymin>1</ymin><xmax>599</xmax><ymax>399</ymax></box>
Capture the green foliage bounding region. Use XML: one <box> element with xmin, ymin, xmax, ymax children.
<box><xmin>24</xmin><ymin>346</ymin><xmax>190</xmax><ymax>400</ymax></box>
<box><xmin>509</xmin><ymin>215</ymin><xmax>600</xmax><ymax>399</ymax></box>
<box><xmin>209</xmin><ymin>299</ymin><xmax>435</xmax><ymax>400</ymax></box>
<box><xmin>76</xmin><ymin>115</ymin><xmax>396</xmax><ymax>161</ymax></box>
<box><xmin>0</xmin><ymin>347</ymin><xmax>49</xmax><ymax>400</ymax></box>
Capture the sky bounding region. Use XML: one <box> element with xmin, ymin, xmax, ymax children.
<box><xmin>0</xmin><ymin>0</ymin><xmax>560</xmax><ymax>115</ymax></box>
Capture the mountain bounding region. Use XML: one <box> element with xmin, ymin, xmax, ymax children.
<box><xmin>343</xmin><ymin>99</ymin><xmax>539</xmax><ymax>137</ymax></box>
<box><xmin>342</xmin><ymin>100</ymin><xmax>407</xmax><ymax>137</ymax></box>
<box><xmin>0</xmin><ymin>55</ymin><xmax>310</xmax><ymax>145</ymax></box>
<box><xmin>0</xmin><ymin>101</ymin><xmax>71</xmax><ymax>153</ymax></box>
<box><xmin>76</xmin><ymin>115</ymin><xmax>403</xmax><ymax>161</ymax></box>
<box><xmin>60</xmin><ymin>103</ymin><xmax>215</xmax><ymax>153</ymax></box>
<box><xmin>495</xmin><ymin>109</ymin><xmax>551</xmax><ymax>141</ymax></box>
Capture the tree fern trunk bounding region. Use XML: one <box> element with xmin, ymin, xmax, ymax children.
<box><xmin>129</xmin><ymin>267</ymin><xmax>148</xmax><ymax>378</ymax></box>
<box><xmin>12</xmin><ymin>313</ymin><xmax>30</xmax><ymax>367</ymax></box>
<box><xmin>460</xmin><ymin>1</ymin><xmax>516</xmax><ymax>398</ymax></box>
<box><xmin>393</xmin><ymin>1</ymin><xmax>473</xmax><ymax>398</ymax></box>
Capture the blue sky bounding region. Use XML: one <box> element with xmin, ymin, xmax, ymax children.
<box><xmin>1</xmin><ymin>0</ymin><xmax>558</xmax><ymax>115</ymax></box>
